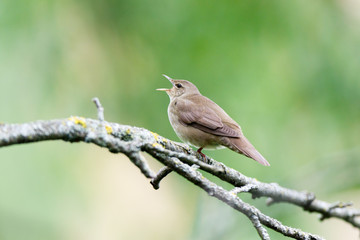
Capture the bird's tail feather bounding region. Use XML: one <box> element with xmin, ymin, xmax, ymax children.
<box><xmin>226</xmin><ymin>136</ymin><xmax>270</xmax><ymax>166</ymax></box>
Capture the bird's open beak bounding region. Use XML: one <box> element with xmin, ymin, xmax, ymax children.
<box><xmin>156</xmin><ymin>88</ymin><xmax>170</xmax><ymax>92</ymax></box>
<box><xmin>156</xmin><ymin>74</ymin><xmax>174</xmax><ymax>91</ymax></box>
<box><xmin>162</xmin><ymin>74</ymin><xmax>173</xmax><ymax>82</ymax></box>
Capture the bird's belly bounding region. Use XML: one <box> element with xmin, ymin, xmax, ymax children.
<box><xmin>168</xmin><ymin>108</ymin><xmax>224</xmax><ymax>149</ymax></box>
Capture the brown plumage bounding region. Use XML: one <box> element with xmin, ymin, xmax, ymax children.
<box><xmin>157</xmin><ymin>75</ymin><xmax>270</xmax><ymax>166</ymax></box>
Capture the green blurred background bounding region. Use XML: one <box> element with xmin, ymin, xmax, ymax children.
<box><xmin>1</xmin><ymin>0</ymin><xmax>360</xmax><ymax>239</ymax></box>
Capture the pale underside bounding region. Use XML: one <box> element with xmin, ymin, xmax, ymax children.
<box><xmin>163</xmin><ymin>81</ymin><xmax>270</xmax><ymax>166</ymax></box>
<box><xmin>167</xmin><ymin>94</ymin><xmax>242</xmax><ymax>149</ymax></box>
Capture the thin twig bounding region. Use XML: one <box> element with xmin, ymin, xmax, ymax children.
<box><xmin>150</xmin><ymin>166</ymin><xmax>173</xmax><ymax>189</ymax></box>
<box><xmin>92</xmin><ymin>97</ymin><xmax>104</xmax><ymax>121</ymax></box>
<box><xmin>250</xmin><ymin>215</ymin><xmax>271</xmax><ymax>240</ymax></box>
<box><xmin>125</xmin><ymin>151</ymin><xmax>156</xmax><ymax>178</ymax></box>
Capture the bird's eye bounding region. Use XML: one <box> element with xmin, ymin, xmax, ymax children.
<box><xmin>175</xmin><ymin>83</ymin><xmax>183</xmax><ymax>88</ymax></box>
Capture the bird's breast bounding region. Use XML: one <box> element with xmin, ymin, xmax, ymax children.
<box><xmin>167</xmin><ymin>102</ymin><xmax>224</xmax><ymax>149</ymax></box>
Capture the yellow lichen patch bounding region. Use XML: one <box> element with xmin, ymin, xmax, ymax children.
<box><xmin>68</xmin><ymin>116</ymin><xmax>87</xmax><ymax>128</ymax></box>
<box><xmin>105</xmin><ymin>125</ymin><xmax>113</xmax><ymax>134</ymax></box>
<box><xmin>152</xmin><ymin>142</ymin><xmax>162</xmax><ymax>148</ymax></box>
<box><xmin>150</xmin><ymin>131</ymin><xmax>159</xmax><ymax>141</ymax></box>
<box><xmin>151</xmin><ymin>132</ymin><xmax>165</xmax><ymax>148</ymax></box>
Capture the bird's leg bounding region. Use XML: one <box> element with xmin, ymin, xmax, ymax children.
<box><xmin>197</xmin><ymin>147</ymin><xmax>207</xmax><ymax>161</ymax></box>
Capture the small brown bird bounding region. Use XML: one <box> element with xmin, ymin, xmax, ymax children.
<box><xmin>157</xmin><ymin>75</ymin><xmax>270</xmax><ymax>166</ymax></box>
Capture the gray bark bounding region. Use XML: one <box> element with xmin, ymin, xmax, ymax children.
<box><xmin>1</xmin><ymin>98</ymin><xmax>359</xmax><ymax>239</ymax></box>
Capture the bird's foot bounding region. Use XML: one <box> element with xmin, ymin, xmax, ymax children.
<box><xmin>197</xmin><ymin>147</ymin><xmax>207</xmax><ymax>162</ymax></box>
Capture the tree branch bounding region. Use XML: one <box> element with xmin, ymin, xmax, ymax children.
<box><xmin>150</xmin><ymin>166</ymin><xmax>173</xmax><ymax>190</ymax></box>
<box><xmin>0</xmin><ymin>98</ymin><xmax>359</xmax><ymax>239</ymax></box>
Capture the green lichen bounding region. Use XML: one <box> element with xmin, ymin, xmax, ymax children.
<box><xmin>120</xmin><ymin>129</ymin><xmax>133</xmax><ymax>141</ymax></box>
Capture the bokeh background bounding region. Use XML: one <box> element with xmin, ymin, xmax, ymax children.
<box><xmin>1</xmin><ymin>0</ymin><xmax>360</xmax><ymax>239</ymax></box>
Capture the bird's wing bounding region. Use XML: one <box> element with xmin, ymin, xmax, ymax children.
<box><xmin>177</xmin><ymin>96</ymin><xmax>241</xmax><ymax>138</ymax></box>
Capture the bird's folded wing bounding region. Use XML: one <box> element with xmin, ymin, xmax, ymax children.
<box><xmin>177</xmin><ymin>99</ymin><xmax>240</xmax><ymax>138</ymax></box>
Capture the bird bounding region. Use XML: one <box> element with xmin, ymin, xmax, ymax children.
<box><xmin>156</xmin><ymin>74</ymin><xmax>270</xmax><ymax>166</ymax></box>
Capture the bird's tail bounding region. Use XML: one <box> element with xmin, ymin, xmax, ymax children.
<box><xmin>225</xmin><ymin>136</ymin><xmax>270</xmax><ymax>166</ymax></box>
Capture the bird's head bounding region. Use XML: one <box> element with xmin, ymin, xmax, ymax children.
<box><xmin>156</xmin><ymin>74</ymin><xmax>200</xmax><ymax>100</ymax></box>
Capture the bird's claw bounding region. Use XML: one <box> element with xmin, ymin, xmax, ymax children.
<box><xmin>197</xmin><ymin>147</ymin><xmax>207</xmax><ymax>162</ymax></box>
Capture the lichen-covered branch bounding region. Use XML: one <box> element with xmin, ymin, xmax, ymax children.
<box><xmin>0</xmin><ymin>99</ymin><xmax>359</xmax><ymax>239</ymax></box>
<box><xmin>145</xmin><ymin>145</ymin><xmax>321</xmax><ymax>240</ymax></box>
<box><xmin>145</xmin><ymin>145</ymin><xmax>360</xmax><ymax>229</ymax></box>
